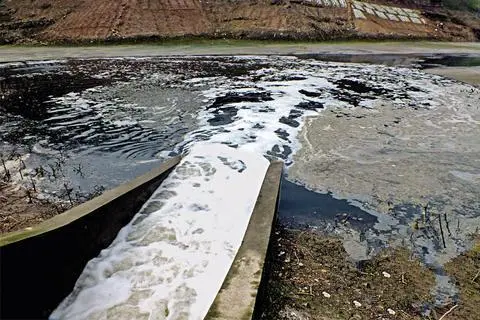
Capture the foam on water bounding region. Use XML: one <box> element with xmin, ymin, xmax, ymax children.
<box><xmin>46</xmin><ymin>56</ymin><xmax>473</xmax><ymax>319</ymax></box>
<box><xmin>50</xmin><ymin>143</ymin><xmax>269</xmax><ymax>320</ymax></box>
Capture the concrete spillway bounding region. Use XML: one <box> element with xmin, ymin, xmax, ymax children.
<box><xmin>0</xmin><ymin>151</ymin><xmax>282</xmax><ymax>320</ymax></box>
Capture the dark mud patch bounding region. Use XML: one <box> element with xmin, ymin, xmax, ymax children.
<box><xmin>419</xmin><ymin>55</ymin><xmax>480</xmax><ymax>69</ymax></box>
<box><xmin>267</xmin><ymin>145</ymin><xmax>292</xmax><ymax>160</ymax></box>
<box><xmin>334</xmin><ymin>79</ymin><xmax>390</xmax><ymax>96</ymax></box>
<box><xmin>259</xmin><ymin>227</ymin><xmax>436</xmax><ymax>320</ymax></box>
<box><xmin>295</xmin><ymin>53</ymin><xmax>422</xmax><ymax>67</ymax></box>
<box><xmin>295</xmin><ymin>53</ymin><xmax>480</xmax><ymax>70</ymax></box>
<box><xmin>279</xmin><ymin>116</ymin><xmax>300</xmax><ymax>128</ymax></box>
<box><xmin>207</xmin><ymin>106</ymin><xmax>238</xmax><ymax>126</ymax></box>
<box><xmin>278</xmin><ymin>179</ymin><xmax>377</xmax><ymax>232</ymax></box>
<box><xmin>208</xmin><ymin>92</ymin><xmax>273</xmax><ymax>109</ymax></box>
<box><xmin>295</xmin><ymin>100</ymin><xmax>324</xmax><ymax>111</ymax></box>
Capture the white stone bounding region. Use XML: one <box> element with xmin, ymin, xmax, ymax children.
<box><xmin>353</xmin><ymin>8</ymin><xmax>366</xmax><ymax>19</ymax></box>
<box><xmin>353</xmin><ymin>300</ymin><xmax>362</xmax><ymax>307</ymax></box>
<box><xmin>322</xmin><ymin>292</ymin><xmax>331</xmax><ymax>298</ymax></box>
<box><xmin>411</xmin><ymin>17</ymin><xmax>422</xmax><ymax>24</ymax></box>
<box><xmin>387</xmin><ymin>13</ymin><xmax>400</xmax><ymax>21</ymax></box>
<box><xmin>365</xmin><ymin>7</ymin><xmax>375</xmax><ymax>16</ymax></box>
<box><xmin>376</xmin><ymin>11</ymin><xmax>389</xmax><ymax>20</ymax></box>
<box><xmin>376</xmin><ymin>5</ymin><xmax>387</xmax><ymax>12</ymax></box>
<box><xmin>353</xmin><ymin>2</ymin><xmax>363</xmax><ymax>10</ymax></box>
<box><xmin>353</xmin><ymin>1</ymin><xmax>363</xmax><ymax>8</ymax></box>
<box><xmin>363</xmin><ymin>2</ymin><xmax>373</xmax><ymax>10</ymax></box>
<box><xmin>387</xmin><ymin>309</ymin><xmax>396</xmax><ymax>315</ymax></box>
<box><xmin>385</xmin><ymin>6</ymin><xmax>397</xmax><ymax>14</ymax></box>
<box><xmin>382</xmin><ymin>271</ymin><xmax>391</xmax><ymax>278</ymax></box>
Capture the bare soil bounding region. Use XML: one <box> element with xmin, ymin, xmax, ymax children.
<box><xmin>0</xmin><ymin>0</ymin><xmax>478</xmax><ymax>44</ymax></box>
<box><xmin>260</xmin><ymin>226</ymin><xmax>436</xmax><ymax>320</ymax></box>
<box><xmin>260</xmin><ymin>226</ymin><xmax>480</xmax><ymax>320</ymax></box>
<box><xmin>443</xmin><ymin>241</ymin><xmax>480</xmax><ymax>320</ymax></box>
<box><xmin>0</xmin><ymin>181</ymin><xmax>67</xmax><ymax>234</ymax></box>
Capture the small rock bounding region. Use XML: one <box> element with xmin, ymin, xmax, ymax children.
<box><xmin>387</xmin><ymin>308</ymin><xmax>396</xmax><ymax>315</ymax></box>
<box><xmin>278</xmin><ymin>251</ymin><xmax>285</xmax><ymax>257</ymax></box>
<box><xmin>298</xmin><ymin>262</ymin><xmax>304</xmax><ymax>267</ymax></box>
<box><xmin>382</xmin><ymin>271</ymin><xmax>391</xmax><ymax>278</ymax></box>
<box><xmin>353</xmin><ymin>300</ymin><xmax>362</xmax><ymax>308</ymax></box>
<box><xmin>322</xmin><ymin>292</ymin><xmax>331</xmax><ymax>298</ymax></box>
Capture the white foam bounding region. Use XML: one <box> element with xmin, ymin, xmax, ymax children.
<box><xmin>49</xmin><ymin>56</ymin><xmax>475</xmax><ymax>320</ymax></box>
<box><xmin>50</xmin><ymin>143</ymin><xmax>269</xmax><ymax>320</ymax></box>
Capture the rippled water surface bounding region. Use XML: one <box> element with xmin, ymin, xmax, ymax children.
<box><xmin>1</xmin><ymin>55</ymin><xmax>479</xmax><ymax>318</ymax></box>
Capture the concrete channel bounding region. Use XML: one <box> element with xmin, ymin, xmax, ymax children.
<box><xmin>206</xmin><ymin>161</ymin><xmax>283</xmax><ymax>320</ymax></box>
<box><xmin>0</xmin><ymin>157</ymin><xmax>283</xmax><ymax>320</ymax></box>
<box><xmin>0</xmin><ymin>156</ymin><xmax>180</xmax><ymax>319</ymax></box>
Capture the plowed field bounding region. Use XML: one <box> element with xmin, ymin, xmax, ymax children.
<box><xmin>0</xmin><ymin>1</ymin><xmax>478</xmax><ymax>44</ymax></box>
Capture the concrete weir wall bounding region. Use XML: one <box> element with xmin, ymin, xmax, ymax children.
<box><xmin>206</xmin><ymin>161</ymin><xmax>283</xmax><ymax>320</ymax></box>
<box><xmin>0</xmin><ymin>156</ymin><xmax>180</xmax><ymax>319</ymax></box>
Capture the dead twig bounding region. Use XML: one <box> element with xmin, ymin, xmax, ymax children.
<box><xmin>439</xmin><ymin>213</ymin><xmax>446</xmax><ymax>249</ymax></box>
<box><xmin>472</xmin><ymin>269</ymin><xmax>480</xmax><ymax>283</ymax></box>
<box><xmin>438</xmin><ymin>305</ymin><xmax>458</xmax><ymax>320</ymax></box>
<box><xmin>293</xmin><ymin>249</ymin><xmax>300</xmax><ymax>264</ymax></box>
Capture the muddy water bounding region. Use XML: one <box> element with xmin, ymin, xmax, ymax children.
<box><xmin>0</xmin><ymin>58</ymin><xmax>262</xmax><ymax>200</ymax></box>
<box><xmin>1</xmin><ymin>54</ymin><xmax>479</xmax><ymax>316</ymax></box>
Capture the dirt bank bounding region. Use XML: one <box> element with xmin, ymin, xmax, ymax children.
<box><xmin>260</xmin><ymin>226</ymin><xmax>479</xmax><ymax>319</ymax></box>
<box><xmin>0</xmin><ymin>0</ymin><xmax>478</xmax><ymax>44</ymax></box>
<box><xmin>0</xmin><ymin>180</ymin><xmax>65</xmax><ymax>234</ymax></box>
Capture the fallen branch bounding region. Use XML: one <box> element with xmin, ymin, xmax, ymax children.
<box><xmin>438</xmin><ymin>305</ymin><xmax>458</xmax><ymax>320</ymax></box>
<box><xmin>472</xmin><ymin>269</ymin><xmax>480</xmax><ymax>283</ymax></box>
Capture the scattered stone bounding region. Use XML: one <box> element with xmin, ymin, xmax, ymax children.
<box><xmin>382</xmin><ymin>271</ymin><xmax>391</xmax><ymax>278</ymax></box>
<box><xmin>322</xmin><ymin>292</ymin><xmax>331</xmax><ymax>298</ymax></box>
<box><xmin>387</xmin><ymin>308</ymin><xmax>396</xmax><ymax>315</ymax></box>
<box><xmin>353</xmin><ymin>300</ymin><xmax>362</xmax><ymax>307</ymax></box>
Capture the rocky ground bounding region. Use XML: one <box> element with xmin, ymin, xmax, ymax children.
<box><xmin>0</xmin><ymin>0</ymin><xmax>478</xmax><ymax>44</ymax></box>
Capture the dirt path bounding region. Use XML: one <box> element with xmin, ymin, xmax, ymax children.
<box><xmin>0</xmin><ymin>41</ymin><xmax>479</xmax><ymax>63</ymax></box>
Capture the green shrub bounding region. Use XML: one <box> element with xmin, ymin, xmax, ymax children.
<box><xmin>442</xmin><ymin>0</ymin><xmax>480</xmax><ymax>12</ymax></box>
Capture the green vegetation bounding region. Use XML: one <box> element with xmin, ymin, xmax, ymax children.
<box><xmin>443</xmin><ymin>0</ymin><xmax>480</xmax><ymax>12</ymax></box>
